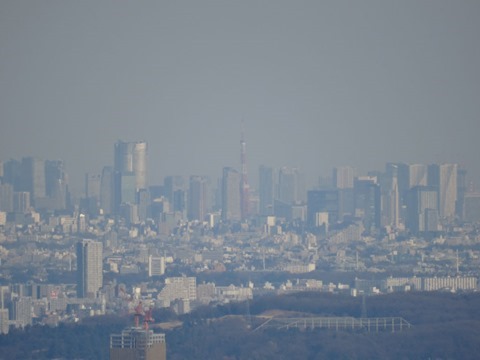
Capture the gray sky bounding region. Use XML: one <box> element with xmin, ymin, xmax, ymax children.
<box><xmin>1</xmin><ymin>1</ymin><xmax>480</xmax><ymax>194</ymax></box>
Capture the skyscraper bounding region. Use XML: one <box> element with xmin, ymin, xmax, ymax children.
<box><xmin>222</xmin><ymin>167</ymin><xmax>241</xmax><ymax>222</ymax></box>
<box><xmin>307</xmin><ymin>189</ymin><xmax>340</xmax><ymax>228</ymax></box>
<box><xmin>76</xmin><ymin>239</ymin><xmax>103</xmax><ymax>298</ymax></box>
<box><xmin>44</xmin><ymin>160</ymin><xmax>68</xmax><ymax>210</ymax></box>
<box><xmin>114</xmin><ymin>140</ymin><xmax>148</xmax><ymax>190</ymax></box>
<box><xmin>428</xmin><ymin>163</ymin><xmax>458</xmax><ymax>219</ymax></box>
<box><xmin>382</xmin><ymin>163</ymin><xmax>400</xmax><ymax>228</ymax></box>
<box><xmin>21</xmin><ymin>157</ymin><xmax>45</xmax><ymax>205</ymax></box>
<box><xmin>100</xmin><ymin>166</ymin><xmax>115</xmax><ymax>215</ymax></box>
<box><xmin>114</xmin><ymin>141</ymin><xmax>147</xmax><ymax>211</ymax></box>
<box><xmin>164</xmin><ymin>175</ymin><xmax>185</xmax><ymax>213</ymax></box>
<box><xmin>408</xmin><ymin>164</ymin><xmax>428</xmax><ymax>188</ymax></box>
<box><xmin>277</xmin><ymin>167</ymin><xmax>304</xmax><ymax>204</ymax></box>
<box><xmin>333</xmin><ymin>166</ymin><xmax>355</xmax><ymax>189</ymax></box>
<box><xmin>354</xmin><ymin>177</ymin><xmax>381</xmax><ymax>233</ymax></box>
<box><xmin>259</xmin><ymin>165</ymin><xmax>275</xmax><ymax>216</ymax></box>
<box><xmin>407</xmin><ymin>186</ymin><xmax>439</xmax><ymax>234</ymax></box>
<box><xmin>188</xmin><ymin>176</ymin><xmax>207</xmax><ymax>221</ymax></box>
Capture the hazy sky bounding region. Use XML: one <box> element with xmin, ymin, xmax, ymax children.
<box><xmin>1</xmin><ymin>1</ymin><xmax>479</xmax><ymax>193</ymax></box>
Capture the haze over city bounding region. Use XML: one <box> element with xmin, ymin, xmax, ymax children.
<box><xmin>1</xmin><ymin>1</ymin><xmax>480</xmax><ymax>193</ymax></box>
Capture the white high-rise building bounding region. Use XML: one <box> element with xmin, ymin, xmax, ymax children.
<box><xmin>148</xmin><ymin>256</ymin><xmax>165</xmax><ymax>277</ymax></box>
<box><xmin>76</xmin><ymin>240</ymin><xmax>103</xmax><ymax>298</ymax></box>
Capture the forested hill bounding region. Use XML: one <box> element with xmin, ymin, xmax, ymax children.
<box><xmin>1</xmin><ymin>291</ymin><xmax>480</xmax><ymax>359</ymax></box>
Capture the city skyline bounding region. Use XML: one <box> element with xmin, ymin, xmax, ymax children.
<box><xmin>1</xmin><ymin>1</ymin><xmax>480</xmax><ymax>193</ymax></box>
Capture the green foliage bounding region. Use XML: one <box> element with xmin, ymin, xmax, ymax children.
<box><xmin>2</xmin><ymin>292</ymin><xmax>480</xmax><ymax>359</ymax></box>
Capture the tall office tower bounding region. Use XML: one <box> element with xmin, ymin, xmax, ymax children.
<box><xmin>406</xmin><ymin>186</ymin><xmax>439</xmax><ymax>234</ymax></box>
<box><xmin>333</xmin><ymin>166</ymin><xmax>355</xmax><ymax>189</ymax></box>
<box><xmin>3</xmin><ymin>159</ymin><xmax>22</xmax><ymax>191</ymax></box>
<box><xmin>409</xmin><ymin>164</ymin><xmax>428</xmax><ymax>188</ymax></box>
<box><xmin>259</xmin><ymin>165</ymin><xmax>275</xmax><ymax>216</ymax></box>
<box><xmin>221</xmin><ymin>167</ymin><xmax>241</xmax><ymax>222</ymax></box>
<box><xmin>76</xmin><ymin>239</ymin><xmax>103</xmax><ymax>298</ymax></box>
<box><xmin>0</xmin><ymin>184</ymin><xmax>14</xmax><ymax>212</ymax></box>
<box><xmin>100</xmin><ymin>166</ymin><xmax>115</xmax><ymax>215</ymax></box>
<box><xmin>240</xmin><ymin>129</ymin><xmax>250</xmax><ymax>220</ymax></box>
<box><xmin>21</xmin><ymin>157</ymin><xmax>45</xmax><ymax>205</ymax></box>
<box><xmin>110</xmin><ymin>327</ymin><xmax>166</xmax><ymax>360</ymax></box>
<box><xmin>44</xmin><ymin>160</ymin><xmax>68</xmax><ymax>210</ymax></box>
<box><xmin>354</xmin><ymin>177</ymin><xmax>381</xmax><ymax>233</ymax></box>
<box><xmin>114</xmin><ymin>141</ymin><xmax>147</xmax><ymax>211</ymax></box>
<box><xmin>428</xmin><ymin>163</ymin><xmax>458</xmax><ymax>219</ymax></box>
<box><xmin>0</xmin><ymin>161</ymin><xmax>3</xmax><ymax>180</ymax></box>
<box><xmin>137</xmin><ymin>189</ymin><xmax>150</xmax><ymax>222</ymax></box>
<box><xmin>464</xmin><ymin>193</ymin><xmax>480</xmax><ymax>223</ymax></box>
<box><xmin>164</xmin><ymin>176</ymin><xmax>185</xmax><ymax>212</ymax></box>
<box><xmin>85</xmin><ymin>173</ymin><xmax>101</xmax><ymax>200</ymax></box>
<box><xmin>114</xmin><ymin>140</ymin><xmax>148</xmax><ymax>190</ymax></box>
<box><xmin>83</xmin><ymin>173</ymin><xmax>101</xmax><ymax>216</ymax></box>
<box><xmin>382</xmin><ymin>164</ymin><xmax>400</xmax><ymax>228</ymax></box>
<box><xmin>307</xmin><ymin>189</ymin><xmax>339</xmax><ymax>228</ymax></box>
<box><xmin>387</xmin><ymin>162</ymin><xmax>409</xmax><ymax>203</ymax></box>
<box><xmin>188</xmin><ymin>176</ymin><xmax>207</xmax><ymax>221</ymax></box>
<box><xmin>13</xmin><ymin>192</ymin><xmax>30</xmax><ymax>213</ymax></box>
<box><xmin>278</xmin><ymin>167</ymin><xmax>304</xmax><ymax>204</ymax></box>
<box><xmin>456</xmin><ymin>167</ymin><xmax>467</xmax><ymax>220</ymax></box>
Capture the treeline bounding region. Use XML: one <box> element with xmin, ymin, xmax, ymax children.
<box><xmin>1</xmin><ymin>292</ymin><xmax>480</xmax><ymax>359</ymax></box>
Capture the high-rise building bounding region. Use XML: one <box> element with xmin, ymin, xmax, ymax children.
<box><xmin>307</xmin><ymin>189</ymin><xmax>339</xmax><ymax>228</ymax></box>
<box><xmin>277</xmin><ymin>167</ymin><xmax>304</xmax><ymax>204</ymax></box>
<box><xmin>100</xmin><ymin>166</ymin><xmax>115</xmax><ymax>215</ymax></box>
<box><xmin>114</xmin><ymin>141</ymin><xmax>148</xmax><ymax>190</ymax></box>
<box><xmin>464</xmin><ymin>193</ymin><xmax>480</xmax><ymax>223</ymax></box>
<box><xmin>114</xmin><ymin>141</ymin><xmax>148</xmax><ymax>211</ymax></box>
<box><xmin>409</xmin><ymin>164</ymin><xmax>428</xmax><ymax>188</ymax></box>
<box><xmin>188</xmin><ymin>176</ymin><xmax>207</xmax><ymax>221</ymax></box>
<box><xmin>3</xmin><ymin>159</ymin><xmax>22</xmax><ymax>191</ymax></box>
<box><xmin>333</xmin><ymin>166</ymin><xmax>355</xmax><ymax>189</ymax></box>
<box><xmin>148</xmin><ymin>256</ymin><xmax>165</xmax><ymax>277</ymax></box>
<box><xmin>354</xmin><ymin>177</ymin><xmax>381</xmax><ymax>233</ymax></box>
<box><xmin>110</xmin><ymin>327</ymin><xmax>166</xmax><ymax>360</ymax></box>
<box><xmin>406</xmin><ymin>186</ymin><xmax>439</xmax><ymax>234</ymax></box>
<box><xmin>9</xmin><ymin>296</ymin><xmax>32</xmax><ymax>328</ymax></box>
<box><xmin>221</xmin><ymin>167</ymin><xmax>241</xmax><ymax>222</ymax></box>
<box><xmin>21</xmin><ymin>157</ymin><xmax>45</xmax><ymax>205</ymax></box>
<box><xmin>84</xmin><ymin>173</ymin><xmax>101</xmax><ymax>217</ymax></box>
<box><xmin>13</xmin><ymin>191</ymin><xmax>30</xmax><ymax>213</ymax></box>
<box><xmin>44</xmin><ymin>160</ymin><xmax>68</xmax><ymax>210</ymax></box>
<box><xmin>382</xmin><ymin>164</ymin><xmax>400</xmax><ymax>228</ymax></box>
<box><xmin>428</xmin><ymin>163</ymin><xmax>457</xmax><ymax>219</ymax></box>
<box><xmin>456</xmin><ymin>167</ymin><xmax>467</xmax><ymax>220</ymax></box>
<box><xmin>0</xmin><ymin>184</ymin><xmax>14</xmax><ymax>212</ymax></box>
<box><xmin>164</xmin><ymin>176</ymin><xmax>185</xmax><ymax>213</ymax></box>
<box><xmin>76</xmin><ymin>240</ymin><xmax>103</xmax><ymax>298</ymax></box>
<box><xmin>259</xmin><ymin>165</ymin><xmax>275</xmax><ymax>216</ymax></box>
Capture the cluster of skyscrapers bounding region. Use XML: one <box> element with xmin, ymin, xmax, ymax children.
<box><xmin>1</xmin><ymin>138</ymin><xmax>479</xmax><ymax>238</ymax></box>
<box><xmin>307</xmin><ymin>163</ymin><xmax>470</xmax><ymax>236</ymax></box>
